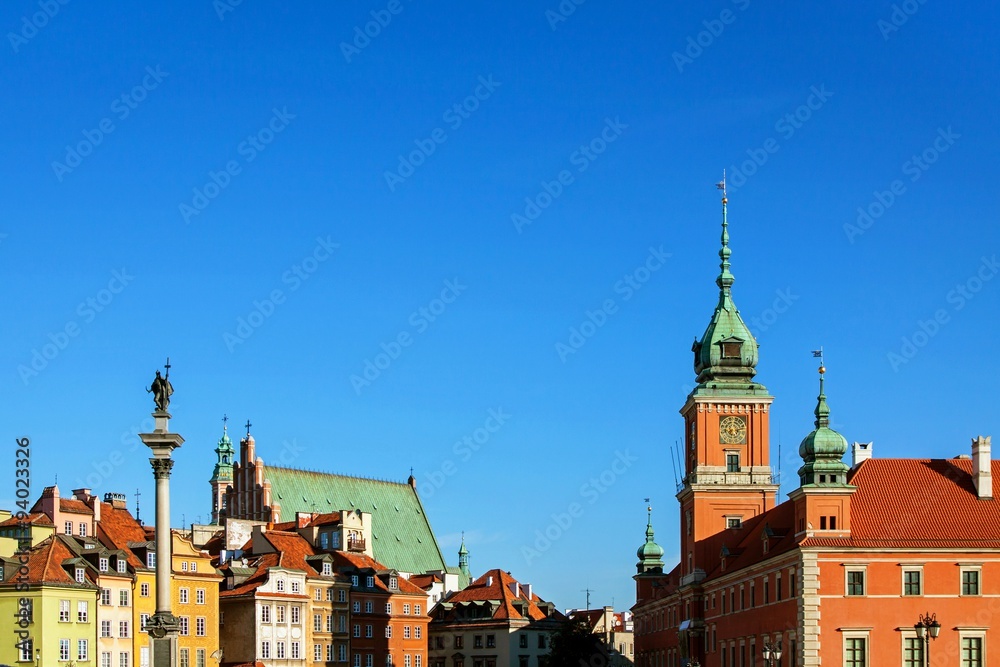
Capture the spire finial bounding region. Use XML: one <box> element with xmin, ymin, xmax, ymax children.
<box><xmin>715</xmin><ymin>172</ymin><xmax>734</xmax><ymax>294</ymax></box>
<box><xmin>222</xmin><ymin>414</ymin><xmax>229</xmax><ymax>435</ymax></box>
<box><xmin>813</xmin><ymin>350</ymin><xmax>830</xmax><ymax>428</ymax></box>
<box><xmin>245</xmin><ymin>419</ymin><xmax>252</xmax><ymax>437</ymax></box>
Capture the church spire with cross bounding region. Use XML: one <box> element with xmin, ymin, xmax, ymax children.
<box><xmin>210</xmin><ymin>414</ymin><xmax>236</xmax><ymax>524</ymax></box>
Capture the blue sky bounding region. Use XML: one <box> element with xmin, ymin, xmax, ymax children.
<box><xmin>2</xmin><ymin>1</ymin><xmax>999</xmax><ymax>612</ymax></box>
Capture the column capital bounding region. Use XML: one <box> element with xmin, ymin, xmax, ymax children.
<box><xmin>150</xmin><ymin>458</ymin><xmax>175</xmax><ymax>479</ymax></box>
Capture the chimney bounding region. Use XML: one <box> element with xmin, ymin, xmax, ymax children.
<box><xmin>972</xmin><ymin>436</ymin><xmax>992</xmax><ymax>500</ymax></box>
<box><xmin>296</xmin><ymin>512</ymin><xmax>311</xmax><ymax>529</ymax></box>
<box><xmin>524</xmin><ymin>583</ymin><xmax>532</xmax><ymax>599</ymax></box>
<box><xmin>486</xmin><ymin>575</ymin><xmax>493</xmax><ymax>586</ymax></box>
<box><xmin>508</xmin><ymin>581</ymin><xmax>519</xmax><ymax>597</ymax></box>
<box><xmin>852</xmin><ymin>441</ymin><xmax>873</xmax><ymax>468</ymax></box>
<box><xmin>72</xmin><ymin>488</ymin><xmax>92</xmax><ymax>502</ymax></box>
<box><xmin>103</xmin><ymin>493</ymin><xmax>128</xmax><ymax>510</ymax></box>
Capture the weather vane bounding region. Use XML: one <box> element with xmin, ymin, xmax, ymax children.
<box><xmin>716</xmin><ymin>170</ymin><xmax>727</xmax><ymax>199</ymax></box>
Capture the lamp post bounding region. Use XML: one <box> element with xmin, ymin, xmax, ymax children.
<box><xmin>914</xmin><ymin>612</ymin><xmax>941</xmax><ymax>667</ymax></box>
<box><xmin>762</xmin><ymin>640</ymin><xmax>783</xmax><ymax>666</ymax></box>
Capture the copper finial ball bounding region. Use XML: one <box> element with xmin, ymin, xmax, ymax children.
<box><xmin>819</xmin><ymin>365</ymin><xmax>826</xmax><ymax>374</ymax></box>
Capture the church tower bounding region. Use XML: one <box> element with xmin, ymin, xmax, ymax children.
<box><xmin>677</xmin><ymin>179</ymin><xmax>778</xmax><ymax>576</ymax></box>
<box><xmin>209</xmin><ymin>417</ymin><xmax>235</xmax><ymax>524</ymax></box>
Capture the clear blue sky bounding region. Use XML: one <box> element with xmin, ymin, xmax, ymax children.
<box><xmin>2</xmin><ymin>1</ymin><xmax>998</xmax><ymax>612</ymax></box>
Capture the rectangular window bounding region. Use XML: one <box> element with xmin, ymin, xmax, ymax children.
<box><xmin>386</xmin><ymin>602</ymin><xmax>393</xmax><ymax>614</ymax></box>
<box><xmin>181</xmin><ymin>561</ymin><xmax>188</xmax><ymax>571</ymax></box>
<box><xmin>386</xmin><ymin>625</ymin><xmax>393</xmax><ymax>638</ymax></box>
<box><xmin>962</xmin><ymin>637</ymin><xmax>983</xmax><ymax>667</ymax></box>
<box><xmin>196</xmin><ymin>617</ymin><xmax>206</xmax><ymax>636</ymax></box>
<box><xmin>486</xmin><ymin>634</ymin><xmax>494</xmax><ymax>648</ymax></box>
<box><xmin>405</xmin><ymin>626</ymin><xmax>412</xmax><ymax>639</ymax></box>
<box><xmin>178</xmin><ymin>617</ymin><xmax>188</xmax><ymax>636</ymax></box>
<box><xmin>261</xmin><ymin>642</ymin><xmax>271</xmax><ymax>659</ymax></box>
<box><xmin>65</xmin><ymin>521</ymin><xmax>73</xmax><ymax>535</ymax></box>
<box><xmin>847</xmin><ymin>570</ymin><xmax>865</xmax><ymax>596</ymax></box>
<box><xmin>355</xmin><ymin>655</ymin><xmax>362</xmax><ymax>667</ymax></box>
<box><xmin>120</xmin><ymin>589</ymin><xmax>130</xmax><ymax>606</ymax></box>
<box><xmin>903</xmin><ymin>637</ymin><xmax>924</xmax><ymax>667</ymax></box>
<box><xmin>102</xmin><ymin>652</ymin><xmax>112</xmax><ymax>667</ymax></box>
<box><xmin>327</xmin><ymin>615</ymin><xmax>333</xmax><ymax>632</ymax></box>
<box><xmin>180</xmin><ymin>588</ymin><xmax>189</xmax><ymax>604</ymax></box>
<box><xmin>140</xmin><ymin>614</ymin><xmax>149</xmax><ymax>631</ymax></box>
<box><xmin>119</xmin><ymin>620</ymin><xmax>130</xmax><ymax>638</ymax></box>
<box><xmin>292</xmin><ymin>606</ymin><xmax>300</xmax><ymax>624</ymax></box>
<box><xmin>147</xmin><ymin>553</ymin><xmax>156</xmax><ymax>568</ymax></box>
<box><xmin>455</xmin><ymin>636</ymin><xmax>464</xmax><ymax>649</ymax></box>
<box><xmin>354</xmin><ymin>624</ymin><xmax>361</xmax><ymax>638</ymax></box>
<box><xmin>404</xmin><ymin>604</ymin><xmax>411</xmax><ymax>615</ymax></box>
<box><xmin>59</xmin><ymin>599</ymin><xmax>70</xmax><ymax>622</ymax></box>
<box><xmin>75</xmin><ymin>567</ymin><xmax>85</xmax><ymax>583</ymax></box>
<box><xmin>277</xmin><ymin>579</ymin><xmax>285</xmax><ymax>592</ymax></box>
<box><xmin>117</xmin><ymin>559</ymin><xmax>126</xmax><ymax>573</ymax></box>
<box><xmin>365</xmin><ymin>600</ymin><xmax>373</xmax><ymax>614</ymax></box>
<box><xmin>726</xmin><ymin>453</ymin><xmax>739</xmax><ymax>473</ymax></box>
<box><xmin>367</xmin><ymin>576</ymin><xmax>375</xmax><ymax>587</ymax></box>
<box><xmin>339</xmin><ymin>645</ymin><xmax>347</xmax><ymax>662</ymax></box>
<box><xmin>277</xmin><ymin>642</ymin><xmax>286</xmax><ymax>659</ymax></box>
<box><xmin>354</xmin><ymin>601</ymin><xmax>362</xmax><ymax>613</ymax></box>
<box><xmin>366</xmin><ymin>655</ymin><xmax>373</xmax><ymax>667</ymax></box>
<box><xmin>904</xmin><ymin>570</ymin><xmax>922</xmax><ymax>596</ymax></box>
<box><xmin>141</xmin><ymin>582</ymin><xmax>150</xmax><ymax>597</ymax></box>
<box><xmin>100</xmin><ymin>557</ymin><xmax>109</xmax><ymax>572</ymax></box>
<box><xmin>291</xmin><ymin>580</ymin><xmax>300</xmax><ymax>593</ymax></box>
<box><xmin>323</xmin><ymin>562</ymin><xmax>332</xmax><ymax>576</ymax></box>
<box><xmin>78</xmin><ymin>639</ymin><xmax>88</xmax><ymax>661</ymax></box>
<box><xmin>338</xmin><ymin>589</ymin><xmax>347</xmax><ymax>603</ymax></box>
<box><xmin>196</xmin><ymin>649</ymin><xmax>205</xmax><ymax>667</ymax></box>
<box><xmin>315</xmin><ymin>645</ymin><xmax>323</xmax><ymax>661</ymax></box>
<box><xmin>416</xmin><ymin>626</ymin><xmax>422</xmax><ymax>639</ymax></box>
<box><xmin>845</xmin><ymin>638</ymin><xmax>866</xmax><ymax>667</ymax></box>
<box><xmin>60</xmin><ymin>639</ymin><xmax>70</xmax><ymax>661</ymax></box>
<box><xmin>415</xmin><ymin>604</ymin><xmax>422</xmax><ymax>615</ymax></box>
<box><xmin>339</xmin><ymin>615</ymin><xmax>346</xmax><ymax>633</ymax></box>
<box><xmin>102</xmin><ymin>620</ymin><xmax>112</xmax><ymax>637</ymax></box>
<box><xmin>120</xmin><ymin>652</ymin><xmax>129</xmax><ymax>667</ymax></box>
<box><xmin>179</xmin><ymin>649</ymin><xmax>189</xmax><ymax>667</ymax></box>
<box><xmin>277</xmin><ymin>605</ymin><xmax>286</xmax><ymax>623</ymax></box>
<box><xmin>538</xmin><ymin>634</ymin><xmax>547</xmax><ymax>649</ymax></box>
<box><xmin>520</xmin><ymin>635</ymin><xmax>528</xmax><ymax>649</ymax></box>
<box><xmin>291</xmin><ymin>643</ymin><xmax>300</xmax><ymax>660</ymax></box>
<box><xmin>962</xmin><ymin>569</ymin><xmax>981</xmax><ymax>596</ymax></box>
<box><xmin>78</xmin><ymin>600</ymin><xmax>89</xmax><ymax>622</ymax></box>
<box><xmin>196</xmin><ymin>588</ymin><xmax>206</xmax><ymax>605</ymax></box>
<box><xmin>261</xmin><ymin>605</ymin><xmax>271</xmax><ymax>623</ymax></box>
<box><xmin>366</xmin><ymin>625</ymin><xmax>373</xmax><ymax>638</ymax></box>
<box><xmin>315</xmin><ymin>614</ymin><xmax>323</xmax><ymax>632</ymax></box>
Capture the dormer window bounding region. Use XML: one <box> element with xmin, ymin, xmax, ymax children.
<box><xmin>75</xmin><ymin>567</ymin><xmax>85</xmax><ymax>583</ymax></box>
<box><xmin>99</xmin><ymin>557</ymin><xmax>108</xmax><ymax>572</ymax></box>
<box><xmin>117</xmin><ymin>559</ymin><xmax>127</xmax><ymax>573</ymax></box>
<box><xmin>389</xmin><ymin>576</ymin><xmax>398</xmax><ymax>590</ymax></box>
<box><xmin>721</xmin><ymin>341</ymin><xmax>741</xmax><ymax>359</ymax></box>
<box><xmin>322</xmin><ymin>562</ymin><xmax>332</xmax><ymax>576</ymax></box>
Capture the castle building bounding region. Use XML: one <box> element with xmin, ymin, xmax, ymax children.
<box><xmin>632</xmin><ymin>188</ymin><xmax>1000</xmax><ymax>667</ymax></box>
<box><xmin>210</xmin><ymin>420</ymin><xmax>236</xmax><ymax>525</ymax></box>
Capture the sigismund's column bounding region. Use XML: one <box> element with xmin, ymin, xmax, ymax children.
<box><xmin>140</xmin><ymin>360</ymin><xmax>184</xmax><ymax>666</ymax></box>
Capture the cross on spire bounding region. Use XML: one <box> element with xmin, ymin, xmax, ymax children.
<box><xmin>222</xmin><ymin>414</ymin><xmax>229</xmax><ymax>433</ymax></box>
<box><xmin>245</xmin><ymin>419</ymin><xmax>252</xmax><ymax>436</ymax></box>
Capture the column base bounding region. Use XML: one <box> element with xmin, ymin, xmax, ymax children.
<box><xmin>146</xmin><ymin>611</ymin><xmax>180</xmax><ymax>638</ymax></box>
<box><xmin>149</xmin><ymin>633</ymin><xmax>179</xmax><ymax>667</ymax></box>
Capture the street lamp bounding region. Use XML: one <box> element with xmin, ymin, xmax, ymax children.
<box><xmin>914</xmin><ymin>612</ymin><xmax>941</xmax><ymax>667</ymax></box>
<box><xmin>763</xmin><ymin>640</ymin><xmax>783</xmax><ymax>666</ymax></box>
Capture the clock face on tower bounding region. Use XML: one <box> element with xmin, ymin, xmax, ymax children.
<box><xmin>719</xmin><ymin>416</ymin><xmax>747</xmax><ymax>444</ymax></box>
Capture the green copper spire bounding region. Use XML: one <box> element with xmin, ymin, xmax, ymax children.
<box><xmin>458</xmin><ymin>533</ymin><xmax>470</xmax><ymax>579</ymax></box>
<box><xmin>798</xmin><ymin>363</ymin><xmax>850</xmax><ymax>486</ymax></box>
<box><xmin>691</xmin><ymin>175</ymin><xmax>764</xmax><ymax>390</ymax></box>
<box><xmin>210</xmin><ymin>417</ymin><xmax>235</xmax><ymax>485</ymax></box>
<box><xmin>636</xmin><ymin>505</ymin><xmax>665</xmax><ymax>573</ymax></box>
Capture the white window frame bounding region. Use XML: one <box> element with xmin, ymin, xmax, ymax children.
<box><xmin>841</xmin><ymin>629</ymin><xmax>870</xmax><ymax>667</ymax></box>
<box><xmin>901</xmin><ymin>565</ymin><xmax>924</xmax><ymax>596</ymax></box>
<box><xmin>960</xmin><ymin>565</ymin><xmax>983</xmax><ymax>597</ymax></box>
<box><xmin>958</xmin><ymin>628</ymin><xmax>987</xmax><ymax>667</ymax></box>
<box><xmin>900</xmin><ymin>631</ymin><xmax>924</xmax><ymax>667</ymax></box>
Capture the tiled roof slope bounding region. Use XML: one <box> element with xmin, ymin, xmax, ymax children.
<box><xmin>1</xmin><ymin>535</ymin><xmax>98</xmax><ymax>586</ymax></box>
<box><xmin>0</xmin><ymin>512</ymin><xmax>52</xmax><ymax>527</ymax></box>
<box><xmin>95</xmin><ymin>502</ymin><xmax>148</xmax><ymax>570</ymax></box>
<box><xmin>444</xmin><ymin>569</ymin><xmax>562</xmax><ymax>622</ymax></box>
<box><xmin>262</xmin><ymin>466</ymin><xmax>447</xmax><ymax>575</ymax></box>
<box><xmin>806</xmin><ymin>458</ymin><xmax>1000</xmax><ymax>548</ymax></box>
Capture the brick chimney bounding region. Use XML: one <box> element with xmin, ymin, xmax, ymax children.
<box><xmin>972</xmin><ymin>436</ymin><xmax>992</xmax><ymax>500</ymax></box>
<box><xmin>852</xmin><ymin>441</ymin><xmax>873</xmax><ymax>468</ymax></box>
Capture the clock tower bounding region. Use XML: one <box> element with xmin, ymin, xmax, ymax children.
<box><xmin>677</xmin><ymin>180</ymin><xmax>778</xmax><ymax>577</ymax></box>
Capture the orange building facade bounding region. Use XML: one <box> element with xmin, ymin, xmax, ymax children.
<box><xmin>633</xmin><ymin>189</ymin><xmax>1000</xmax><ymax>667</ymax></box>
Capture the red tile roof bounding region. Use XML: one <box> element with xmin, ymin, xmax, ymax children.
<box><xmin>409</xmin><ymin>573</ymin><xmax>442</xmax><ymax>590</ymax></box>
<box><xmin>95</xmin><ymin>502</ymin><xmax>147</xmax><ymax>570</ymax></box>
<box><xmin>59</xmin><ymin>499</ymin><xmax>94</xmax><ymax>515</ymax></box>
<box><xmin>805</xmin><ymin>458</ymin><xmax>1000</xmax><ymax>548</ymax></box>
<box><xmin>444</xmin><ymin>569</ymin><xmax>560</xmax><ymax>621</ymax></box>
<box><xmin>2</xmin><ymin>536</ymin><xmax>97</xmax><ymax>586</ymax></box>
<box><xmin>220</xmin><ymin>552</ymin><xmax>282</xmax><ymax>598</ymax></box>
<box><xmin>0</xmin><ymin>512</ymin><xmax>53</xmax><ymax>527</ymax></box>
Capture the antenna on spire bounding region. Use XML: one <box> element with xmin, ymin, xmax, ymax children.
<box><xmin>134</xmin><ymin>488</ymin><xmax>141</xmax><ymax>524</ymax></box>
<box><xmin>581</xmin><ymin>587</ymin><xmax>594</xmax><ymax>610</ymax></box>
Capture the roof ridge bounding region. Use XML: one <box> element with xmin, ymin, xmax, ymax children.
<box><xmin>263</xmin><ymin>464</ymin><xmax>409</xmax><ymax>487</ymax></box>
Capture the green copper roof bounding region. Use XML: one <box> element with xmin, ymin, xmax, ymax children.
<box><xmin>636</xmin><ymin>507</ymin><xmax>664</xmax><ymax>570</ymax></box>
<box><xmin>210</xmin><ymin>426</ymin><xmax>235</xmax><ymax>483</ymax></box>
<box><xmin>798</xmin><ymin>367</ymin><xmax>850</xmax><ymax>486</ymax></box>
<box><xmin>262</xmin><ymin>465</ymin><xmax>449</xmax><ymax>575</ymax></box>
<box><xmin>691</xmin><ymin>188</ymin><xmax>764</xmax><ymax>392</ymax></box>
